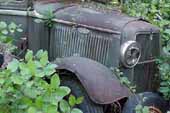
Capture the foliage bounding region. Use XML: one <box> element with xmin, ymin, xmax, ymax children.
<box><xmin>135</xmin><ymin>102</ymin><xmax>149</xmax><ymax>113</ymax></box>
<box><xmin>114</xmin><ymin>68</ymin><xmax>150</xmax><ymax>113</ymax></box>
<box><xmin>0</xmin><ymin>49</ymin><xmax>83</xmax><ymax>113</ymax></box>
<box><xmin>0</xmin><ymin>21</ymin><xmax>23</xmax><ymax>53</ymax></box>
<box><xmin>135</xmin><ymin>104</ymin><xmax>149</xmax><ymax>113</ymax></box>
<box><xmin>157</xmin><ymin>44</ymin><xmax>170</xmax><ymax>100</ymax></box>
<box><xmin>114</xmin><ymin>68</ymin><xmax>136</xmax><ymax>93</ymax></box>
<box><xmin>34</xmin><ymin>8</ymin><xmax>55</xmax><ymax>28</ymax></box>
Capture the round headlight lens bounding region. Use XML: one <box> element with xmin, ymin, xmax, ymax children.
<box><xmin>120</xmin><ymin>41</ymin><xmax>141</xmax><ymax>68</ymax></box>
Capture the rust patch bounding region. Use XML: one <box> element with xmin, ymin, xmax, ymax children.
<box><xmin>55</xmin><ymin>57</ymin><xmax>131</xmax><ymax>104</ymax></box>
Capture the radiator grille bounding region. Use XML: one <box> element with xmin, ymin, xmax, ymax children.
<box><xmin>134</xmin><ymin>62</ymin><xmax>159</xmax><ymax>92</ymax></box>
<box><xmin>50</xmin><ymin>24</ymin><xmax>120</xmax><ymax>67</ymax></box>
<box><xmin>136</xmin><ymin>33</ymin><xmax>160</xmax><ymax>62</ymax></box>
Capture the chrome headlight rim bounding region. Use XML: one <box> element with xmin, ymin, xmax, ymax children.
<box><xmin>120</xmin><ymin>41</ymin><xmax>141</xmax><ymax>68</ymax></box>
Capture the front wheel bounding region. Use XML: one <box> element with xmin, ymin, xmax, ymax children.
<box><xmin>61</xmin><ymin>75</ymin><xmax>104</xmax><ymax>113</ymax></box>
<box><xmin>122</xmin><ymin>92</ymin><xmax>168</xmax><ymax>113</ymax></box>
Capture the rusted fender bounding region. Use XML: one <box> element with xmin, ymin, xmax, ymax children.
<box><xmin>54</xmin><ymin>57</ymin><xmax>131</xmax><ymax>104</ymax></box>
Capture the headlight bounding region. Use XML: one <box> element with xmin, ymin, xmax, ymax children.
<box><xmin>120</xmin><ymin>41</ymin><xmax>141</xmax><ymax>68</ymax></box>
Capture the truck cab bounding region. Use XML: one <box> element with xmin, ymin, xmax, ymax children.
<box><xmin>0</xmin><ymin>0</ymin><xmax>167</xmax><ymax>113</ymax></box>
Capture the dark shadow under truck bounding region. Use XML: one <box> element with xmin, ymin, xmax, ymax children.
<box><xmin>0</xmin><ymin>0</ymin><xmax>168</xmax><ymax>112</ymax></box>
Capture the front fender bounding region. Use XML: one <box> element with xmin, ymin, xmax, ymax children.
<box><xmin>54</xmin><ymin>57</ymin><xmax>131</xmax><ymax>104</ymax></box>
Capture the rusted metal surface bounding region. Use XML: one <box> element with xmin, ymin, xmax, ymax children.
<box><xmin>34</xmin><ymin>1</ymin><xmax>138</xmax><ymax>32</ymax></box>
<box><xmin>55</xmin><ymin>56</ymin><xmax>131</xmax><ymax>104</ymax></box>
<box><xmin>31</xmin><ymin>2</ymin><xmax>160</xmax><ymax>92</ymax></box>
<box><xmin>121</xmin><ymin>21</ymin><xmax>160</xmax><ymax>43</ymax></box>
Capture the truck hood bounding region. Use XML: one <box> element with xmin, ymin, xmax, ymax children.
<box><xmin>34</xmin><ymin>0</ymin><xmax>138</xmax><ymax>33</ymax></box>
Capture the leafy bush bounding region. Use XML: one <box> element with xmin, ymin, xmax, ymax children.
<box><xmin>0</xmin><ymin>21</ymin><xmax>23</xmax><ymax>53</ymax></box>
<box><xmin>157</xmin><ymin>45</ymin><xmax>170</xmax><ymax>100</ymax></box>
<box><xmin>114</xmin><ymin>68</ymin><xmax>136</xmax><ymax>93</ymax></box>
<box><xmin>0</xmin><ymin>50</ymin><xmax>83</xmax><ymax>113</ymax></box>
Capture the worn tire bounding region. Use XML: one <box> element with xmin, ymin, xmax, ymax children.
<box><xmin>61</xmin><ymin>75</ymin><xmax>104</xmax><ymax>113</ymax></box>
<box><xmin>122</xmin><ymin>92</ymin><xmax>168</xmax><ymax>113</ymax></box>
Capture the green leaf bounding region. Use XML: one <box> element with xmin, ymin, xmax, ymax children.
<box><xmin>0</xmin><ymin>78</ymin><xmax>5</xmax><ymax>85</ymax></box>
<box><xmin>34</xmin><ymin>61</ymin><xmax>42</xmax><ymax>68</ymax></box>
<box><xmin>1</xmin><ymin>29</ymin><xmax>8</xmax><ymax>35</ymax></box>
<box><xmin>35</xmin><ymin>69</ymin><xmax>45</xmax><ymax>78</ymax></box>
<box><xmin>23</xmin><ymin>87</ymin><xmax>41</xmax><ymax>99</ymax></box>
<box><xmin>8</xmin><ymin>22</ymin><xmax>17</xmax><ymax>33</ymax></box>
<box><xmin>4</xmin><ymin>37</ymin><xmax>13</xmax><ymax>43</ymax></box>
<box><xmin>7</xmin><ymin>58</ymin><xmax>19</xmax><ymax>72</ymax></box>
<box><xmin>0</xmin><ymin>21</ymin><xmax>7</xmax><ymax>29</ymax></box>
<box><xmin>25</xmin><ymin>81</ymin><xmax>34</xmax><ymax>88</ymax></box>
<box><xmin>28</xmin><ymin>107</ymin><xmax>36</xmax><ymax>113</ymax></box>
<box><xmin>40</xmin><ymin>51</ymin><xmax>48</xmax><ymax>66</ymax></box>
<box><xmin>34</xmin><ymin>19</ymin><xmax>43</xmax><ymax>24</ymax></box>
<box><xmin>19</xmin><ymin>62</ymin><xmax>31</xmax><ymax>76</ymax></box>
<box><xmin>27</xmin><ymin>60</ymin><xmax>36</xmax><ymax>75</ymax></box>
<box><xmin>11</xmin><ymin>74</ymin><xmax>24</xmax><ymax>85</ymax></box>
<box><xmin>76</xmin><ymin>96</ymin><xmax>84</xmax><ymax>104</ymax></box>
<box><xmin>35</xmin><ymin>96</ymin><xmax>43</xmax><ymax>108</ymax></box>
<box><xmin>135</xmin><ymin>104</ymin><xmax>143</xmax><ymax>111</ymax></box>
<box><xmin>25</xmin><ymin>50</ymin><xmax>33</xmax><ymax>61</ymax></box>
<box><xmin>59</xmin><ymin>100</ymin><xmax>71</xmax><ymax>113</ymax></box>
<box><xmin>142</xmin><ymin>106</ymin><xmax>149</xmax><ymax>113</ymax></box>
<box><xmin>17</xmin><ymin>28</ymin><xmax>23</xmax><ymax>32</ymax></box>
<box><xmin>54</xmin><ymin>87</ymin><xmax>70</xmax><ymax>102</ymax></box>
<box><xmin>69</xmin><ymin>95</ymin><xmax>76</xmax><ymax>107</ymax></box>
<box><xmin>44</xmin><ymin>64</ymin><xmax>57</xmax><ymax>76</ymax></box>
<box><xmin>50</xmin><ymin>74</ymin><xmax>60</xmax><ymax>89</ymax></box>
<box><xmin>21</xmin><ymin>97</ymin><xmax>33</xmax><ymax>106</ymax></box>
<box><xmin>71</xmin><ymin>108</ymin><xmax>83</xmax><ymax>113</ymax></box>
<box><xmin>160</xmin><ymin>87</ymin><xmax>170</xmax><ymax>93</ymax></box>
<box><xmin>60</xmin><ymin>86</ymin><xmax>71</xmax><ymax>95</ymax></box>
<box><xmin>35</xmin><ymin>49</ymin><xmax>44</xmax><ymax>59</ymax></box>
<box><xmin>46</xmin><ymin>105</ymin><xmax>57</xmax><ymax>113</ymax></box>
<box><xmin>164</xmin><ymin>29</ymin><xmax>170</xmax><ymax>35</ymax></box>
